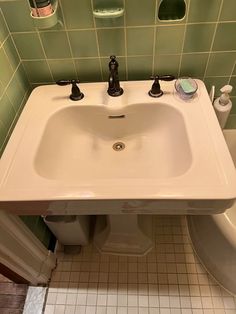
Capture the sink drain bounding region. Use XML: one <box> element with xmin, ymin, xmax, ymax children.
<box><xmin>113</xmin><ymin>142</ymin><xmax>125</xmax><ymax>151</ymax></box>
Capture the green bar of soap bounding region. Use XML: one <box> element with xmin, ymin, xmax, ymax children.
<box><xmin>179</xmin><ymin>79</ymin><xmax>195</xmax><ymax>93</ymax></box>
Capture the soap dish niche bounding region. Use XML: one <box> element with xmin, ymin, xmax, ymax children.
<box><xmin>30</xmin><ymin>0</ymin><xmax>60</xmax><ymax>29</ymax></box>
<box><xmin>158</xmin><ymin>0</ymin><xmax>187</xmax><ymax>22</ymax></box>
<box><xmin>93</xmin><ymin>7</ymin><xmax>124</xmax><ymax>19</ymax></box>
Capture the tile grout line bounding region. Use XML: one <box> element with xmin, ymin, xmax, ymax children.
<box><xmin>8</xmin><ymin>34</ymin><xmax>32</xmax><ymax>91</ymax></box>
<box><xmin>44</xmin><ymin>215</ymin><xmax>236</xmax><ymax>312</ymax></box>
<box><xmin>228</xmin><ymin>60</ymin><xmax>236</xmax><ymax>85</ymax></box>
<box><xmin>0</xmin><ymin>9</ymin><xmax>11</xmax><ymax>51</ymax></box>
<box><xmin>90</xmin><ymin>0</ymin><xmax>104</xmax><ymax>81</ymax></box>
<box><xmin>178</xmin><ymin>0</ymin><xmax>191</xmax><ymax>77</ymax></box>
<box><xmin>123</xmin><ymin>0</ymin><xmax>128</xmax><ymax>81</ymax></box>
<box><xmin>9</xmin><ymin>20</ymin><xmax>236</xmax><ymax>36</ymax></box>
<box><xmin>203</xmin><ymin>0</ymin><xmax>225</xmax><ymax>80</ymax></box>
<box><xmin>0</xmin><ymin>8</ymin><xmax>31</xmax><ymax>136</ymax></box>
<box><xmin>17</xmin><ymin>50</ymin><xmax>236</xmax><ymax>63</ymax></box>
<box><xmin>58</xmin><ymin>0</ymin><xmax>78</xmax><ymax>80</ymax></box>
<box><xmin>151</xmin><ymin>0</ymin><xmax>158</xmax><ymax>76</ymax></box>
<box><xmin>0</xmin><ymin>62</ymin><xmax>21</xmax><ymax>102</ymax></box>
<box><xmin>0</xmin><ymin>90</ymin><xmax>29</xmax><ymax>154</ymax></box>
<box><xmin>0</xmin><ymin>33</ymin><xmax>9</xmax><ymax>49</ymax></box>
<box><xmin>36</xmin><ymin>30</ymin><xmax>54</xmax><ymax>82</ymax></box>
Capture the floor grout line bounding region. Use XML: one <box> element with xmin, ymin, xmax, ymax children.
<box><xmin>42</xmin><ymin>215</ymin><xmax>236</xmax><ymax>314</ymax></box>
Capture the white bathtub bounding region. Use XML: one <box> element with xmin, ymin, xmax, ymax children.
<box><xmin>187</xmin><ymin>129</ymin><xmax>236</xmax><ymax>295</ymax></box>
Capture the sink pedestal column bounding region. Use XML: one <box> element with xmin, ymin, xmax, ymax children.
<box><xmin>94</xmin><ymin>215</ymin><xmax>154</xmax><ymax>256</ymax></box>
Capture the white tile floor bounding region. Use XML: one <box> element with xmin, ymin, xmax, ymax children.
<box><xmin>44</xmin><ymin>216</ymin><xmax>236</xmax><ymax>314</ymax></box>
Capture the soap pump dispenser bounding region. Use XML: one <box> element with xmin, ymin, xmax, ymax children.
<box><xmin>213</xmin><ymin>85</ymin><xmax>233</xmax><ymax>129</ymax></box>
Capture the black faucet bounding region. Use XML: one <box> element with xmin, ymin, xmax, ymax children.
<box><xmin>149</xmin><ymin>75</ymin><xmax>175</xmax><ymax>97</ymax></box>
<box><xmin>107</xmin><ymin>56</ymin><xmax>123</xmax><ymax>97</ymax></box>
<box><xmin>56</xmin><ymin>79</ymin><xmax>84</xmax><ymax>101</ymax></box>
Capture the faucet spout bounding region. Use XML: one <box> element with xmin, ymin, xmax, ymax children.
<box><xmin>107</xmin><ymin>56</ymin><xmax>123</xmax><ymax>97</ymax></box>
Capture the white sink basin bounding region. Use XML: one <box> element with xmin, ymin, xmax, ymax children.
<box><xmin>35</xmin><ymin>103</ymin><xmax>192</xmax><ymax>182</ymax></box>
<box><xmin>0</xmin><ymin>80</ymin><xmax>235</xmax><ymax>215</ymax></box>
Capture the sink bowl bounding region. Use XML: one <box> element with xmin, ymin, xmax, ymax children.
<box><xmin>35</xmin><ymin>103</ymin><xmax>192</xmax><ymax>182</ymax></box>
<box><xmin>0</xmin><ymin>80</ymin><xmax>235</xmax><ymax>215</ymax></box>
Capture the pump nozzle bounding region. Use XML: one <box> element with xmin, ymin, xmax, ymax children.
<box><xmin>219</xmin><ymin>85</ymin><xmax>233</xmax><ymax>105</ymax></box>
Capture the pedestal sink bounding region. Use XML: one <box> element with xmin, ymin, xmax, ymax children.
<box><xmin>0</xmin><ymin>80</ymin><xmax>235</xmax><ymax>215</ymax></box>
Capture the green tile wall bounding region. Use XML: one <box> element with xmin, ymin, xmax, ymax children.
<box><xmin>0</xmin><ymin>0</ymin><xmax>236</xmax><ymax>128</ymax></box>
<box><xmin>0</xmin><ymin>8</ymin><xmax>30</xmax><ymax>156</ymax></box>
<box><xmin>20</xmin><ymin>216</ymin><xmax>56</xmax><ymax>250</ymax></box>
<box><xmin>1</xmin><ymin>0</ymin><xmax>235</xmax><ymax>127</ymax></box>
<box><xmin>0</xmin><ymin>8</ymin><xmax>53</xmax><ymax>249</ymax></box>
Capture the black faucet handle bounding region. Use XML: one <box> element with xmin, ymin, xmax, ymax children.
<box><xmin>150</xmin><ymin>75</ymin><xmax>175</xmax><ymax>82</ymax></box>
<box><xmin>149</xmin><ymin>75</ymin><xmax>175</xmax><ymax>98</ymax></box>
<box><xmin>159</xmin><ymin>75</ymin><xmax>175</xmax><ymax>81</ymax></box>
<box><xmin>56</xmin><ymin>79</ymin><xmax>84</xmax><ymax>101</ymax></box>
<box><xmin>149</xmin><ymin>76</ymin><xmax>162</xmax><ymax>98</ymax></box>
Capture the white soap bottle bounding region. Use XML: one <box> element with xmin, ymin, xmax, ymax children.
<box><xmin>213</xmin><ymin>85</ymin><xmax>233</xmax><ymax>129</ymax></box>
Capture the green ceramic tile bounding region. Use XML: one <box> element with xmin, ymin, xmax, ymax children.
<box><xmin>68</xmin><ymin>30</ymin><xmax>98</xmax><ymax>58</ymax></box>
<box><xmin>4</xmin><ymin>36</ymin><xmax>20</xmax><ymax>71</ymax></box>
<box><xmin>6</xmin><ymin>75</ymin><xmax>25</xmax><ymax>113</ymax></box>
<box><xmin>0</xmin><ymin>138</ymin><xmax>8</xmax><ymax>156</ymax></box>
<box><xmin>188</xmin><ymin>0</ymin><xmax>221</xmax><ymax>23</ymax></box>
<box><xmin>220</xmin><ymin>0</ymin><xmax>236</xmax><ymax>21</ymax></box>
<box><xmin>15</xmin><ymin>92</ymin><xmax>29</xmax><ymax>119</ymax></box>
<box><xmin>156</xmin><ymin>25</ymin><xmax>185</xmax><ymax>54</ymax></box>
<box><xmin>42</xmin><ymin>229</ymin><xmax>52</xmax><ymax>249</ymax></box>
<box><xmin>23</xmin><ymin>216</ymin><xmax>38</xmax><ymax>231</ymax></box>
<box><xmin>33</xmin><ymin>217</ymin><xmax>48</xmax><ymax>243</ymax></box>
<box><xmin>12</xmin><ymin>33</ymin><xmax>44</xmax><ymax>60</ymax></box>
<box><xmin>180</xmin><ymin>53</ymin><xmax>209</xmax><ymax>77</ymax></box>
<box><xmin>0</xmin><ymin>11</ymin><xmax>8</xmax><ymax>44</ymax></box>
<box><xmin>49</xmin><ymin>60</ymin><xmax>77</xmax><ymax>81</ymax></box>
<box><xmin>75</xmin><ymin>58</ymin><xmax>102</xmax><ymax>82</ymax></box>
<box><xmin>213</xmin><ymin>23</ymin><xmax>236</xmax><ymax>51</ymax></box>
<box><xmin>184</xmin><ymin>24</ymin><xmax>215</xmax><ymax>53</ymax></box>
<box><xmin>127</xmin><ymin>27</ymin><xmax>154</xmax><ymax>56</ymax></box>
<box><xmin>127</xmin><ymin>56</ymin><xmax>153</xmax><ymax>80</ymax></box>
<box><xmin>95</xmin><ymin>16</ymin><xmax>124</xmax><ymax>28</ymax></box>
<box><xmin>19</xmin><ymin>216</ymin><xmax>28</xmax><ymax>224</ymax></box>
<box><xmin>101</xmin><ymin>56</ymin><xmax>127</xmax><ymax>81</ymax></box>
<box><xmin>0</xmin><ymin>120</ymin><xmax>8</xmax><ymax>151</ymax></box>
<box><xmin>40</xmin><ymin>31</ymin><xmax>71</xmax><ymax>59</ymax></box>
<box><xmin>225</xmin><ymin>114</ymin><xmax>236</xmax><ymax>129</ymax></box>
<box><xmin>206</xmin><ymin>52</ymin><xmax>236</xmax><ymax>76</ymax></box>
<box><xmin>154</xmin><ymin>54</ymin><xmax>180</xmax><ymax>77</ymax></box>
<box><xmin>0</xmin><ymin>2</ymin><xmax>34</xmax><ymax>32</ymax></box>
<box><xmin>22</xmin><ymin>60</ymin><xmax>52</xmax><ymax>83</ymax></box>
<box><xmin>0</xmin><ymin>48</ymin><xmax>14</xmax><ymax>88</ymax></box>
<box><xmin>0</xmin><ymin>94</ymin><xmax>16</xmax><ymax>131</ymax></box>
<box><xmin>97</xmin><ymin>28</ymin><xmax>125</xmax><ymax>57</ymax></box>
<box><xmin>229</xmin><ymin>77</ymin><xmax>236</xmax><ymax>96</ymax></box>
<box><xmin>0</xmin><ymin>81</ymin><xmax>3</xmax><ymax>98</ymax></box>
<box><xmin>204</xmin><ymin>77</ymin><xmax>230</xmax><ymax>97</ymax></box>
<box><xmin>15</xmin><ymin>65</ymin><xmax>30</xmax><ymax>95</ymax></box>
<box><xmin>60</xmin><ymin>0</ymin><xmax>94</xmax><ymax>29</ymax></box>
<box><xmin>93</xmin><ymin>0</ymin><xmax>123</xmax><ymax>10</ymax></box>
<box><xmin>229</xmin><ymin>97</ymin><xmax>236</xmax><ymax>114</ymax></box>
<box><xmin>125</xmin><ymin>0</ymin><xmax>156</xmax><ymax>26</ymax></box>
